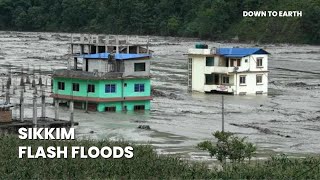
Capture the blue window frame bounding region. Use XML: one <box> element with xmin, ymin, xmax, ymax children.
<box><xmin>105</xmin><ymin>84</ymin><xmax>116</xmax><ymax>93</ymax></box>
<box><xmin>134</xmin><ymin>84</ymin><xmax>145</xmax><ymax>92</ymax></box>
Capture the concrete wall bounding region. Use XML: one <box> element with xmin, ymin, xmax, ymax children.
<box><xmin>123</xmin><ymin>60</ymin><xmax>150</xmax><ymax>77</ymax></box>
<box><xmin>190</xmin><ymin>55</ymin><xmax>206</xmax><ymax>92</ymax></box>
<box><xmin>233</xmin><ymin>73</ymin><xmax>268</xmax><ymax>95</ymax></box>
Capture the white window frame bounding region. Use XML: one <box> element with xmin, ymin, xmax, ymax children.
<box><xmin>256</xmin><ymin>58</ymin><xmax>263</xmax><ymax>67</ymax></box>
<box><xmin>222</xmin><ymin>76</ymin><xmax>229</xmax><ymax>84</ymax></box>
<box><xmin>256</xmin><ymin>74</ymin><xmax>263</xmax><ymax>84</ymax></box>
<box><xmin>239</xmin><ymin>75</ymin><xmax>246</xmax><ymax>85</ymax></box>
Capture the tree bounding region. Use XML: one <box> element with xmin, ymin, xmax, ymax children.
<box><xmin>197</xmin><ymin>131</ymin><xmax>256</xmax><ymax>163</ymax></box>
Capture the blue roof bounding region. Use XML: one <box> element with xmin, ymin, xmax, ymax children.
<box><xmin>216</xmin><ymin>48</ymin><xmax>269</xmax><ymax>58</ymax></box>
<box><xmin>81</xmin><ymin>53</ymin><xmax>151</xmax><ymax>60</ymax></box>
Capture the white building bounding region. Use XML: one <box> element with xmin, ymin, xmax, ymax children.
<box><xmin>187</xmin><ymin>46</ymin><xmax>270</xmax><ymax>95</ymax></box>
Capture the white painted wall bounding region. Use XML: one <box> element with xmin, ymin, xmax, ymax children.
<box><xmin>123</xmin><ymin>60</ymin><xmax>150</xmax><ymax>77</ymax></box>
<box><xmin>190</xmin><ymin>55</ymin><xmax>206</xmax><ymax>92</ymax></box>
<box><xmin>233</xmin><ymin>73</ymin><xmax>268</xmax><ymax>95</ymax></box>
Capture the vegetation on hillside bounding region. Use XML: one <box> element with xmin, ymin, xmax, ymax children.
<box><xmin>0</xmin><ymin>0</ymin><xmax>319</xmax><ymax>44</ymax></box>
<box><xmin>1</xmin><ymin>135</ymin><xmax>320</xmax><ymax>179</ymax></box>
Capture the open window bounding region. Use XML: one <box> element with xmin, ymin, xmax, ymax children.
<box><xmin>105</xmin><ymin>106</ymin><xmax>116</xmax><ymax>112</ymax></box>
<box><xmin>134</xmin><ymin>105</ymin><xmax>145</xmax><ymax>111</ymax></box>
<box><xmin>58</xmin><ymin>82</ymin><xmax>65</xmax><ymax>90</ymax></box>
<box><xmin>206</xmin><ymin>57</ymin><xmax>214</xmax><ymax>66</ymax></box>
<box><xmin>134</xmin><ymin>63</ymin><xmax>146</xmax><ymax>71</ymax></box>
<box><xmin>72</xmin><ymin>83</ymin><xmax>80</xmax><ymax>91</ymax></box>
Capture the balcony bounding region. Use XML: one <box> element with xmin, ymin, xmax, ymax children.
<box><xmin>188</xmin><ymin>48</ymin><xmax>211</xmax><ymax>55</ymax></box>
<box><xmin>204</xmin><ymin>84</ymin><xmax>235</xmax><ymax>93</ymax></box>
<box><xmin>205</xmin><ymin>66</ymin><xmax>232</xmax><ymax>74</ymax></box>
<box><xmin>204</xmin><ymin>66</ymin><xmax>248</xmax><ymax>74</ymax></box>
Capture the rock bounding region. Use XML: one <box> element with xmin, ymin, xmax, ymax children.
<box><xmin>89</xmin><ymin>131</ymin><xmax>94</xmax><ymax>134</ymax></box>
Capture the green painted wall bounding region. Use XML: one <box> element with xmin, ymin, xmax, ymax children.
<box><xmin>53</xmin><ymin>77</ymin><xmax>150</xmax><ymax>98</ymax></box>
<box><xmin>123</xmin><ymin>79</ymin><xmax>151</xmax><ymax>97</ymax></box>
<box><xmin>53</xmin><ymin>77</ymin><xmax>151</xmax><ymax>112</ymax></box>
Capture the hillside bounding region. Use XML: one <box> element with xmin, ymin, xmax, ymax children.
<box><xmin>0</xmin><ymin>0</ymin><xmax>319</xmax><ymax>44</ymax></box>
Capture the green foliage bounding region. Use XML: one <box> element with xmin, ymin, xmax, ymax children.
<box><xmin>198</xmin><ymin>131</ymin><xmax>257</xmax><ymax>163</ymax></box>
<box><xmin>0</xmin><ymin>136</ymin><xmax>320</xmax><ymax>179</ymax></box>
<box><xmin>0</xmin><ymin>0</ymin><xmax>319</xmax><ymax>43</ymax></box>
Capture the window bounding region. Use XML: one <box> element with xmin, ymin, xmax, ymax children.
<box><xmin>206</xmin><ymin>57</ymin><xmax>214</xmax><ymax>66</ymax></box>
<box><xmin>72</xmin><ymin>83</ymin><xmax>79</xmax><ymax>91</ymax></box>
<box><xmin>58</xmin><ymin>82</ymin><xmax>65</xmax><ymax>90</ymax></box>
<box><xmin>256</xmin><ymin>75</ymin><xmax>263</xmax><ymax>84</ymax></box>
<box><xmin>257</xmin><ymin>58</ymin><xmax>263</xmax><ymax>67</ymax></box>
<box><xmin>134</xmin><ymin>105</ymin><xmax>145</xmax><ymax>111</ymax></box>
<box><xmin>240</xmin><ymin>76</ymin><xmax>246</xmax><ymax>85</ymax></box>
<box><xmin>134</xmin><ymin>63</ymin><xmax>146</xmax><ymax>71</ymax></box>
<box><xmin>105</xmin><ymin>106</ymin><xmax>116</xmax><ymax>112</ymax></box>
<box><xmin>230</xmin><ymin>59</ymin><xmax>241</xmax><ymax>67</ymax></box>
<box><xmin>134</xmin><ymin>84</ymin><xmax>145</xmax><ymax>92</ymax></box>
<box><xmin>105</xmin><ymin>84</ymin><xmax>116</xmax><ymax>93</ymax></box>
<box><xmin>222</xmin><ymin>76</ymin><xmax>229</xmax><ymax>84</ymax></box>
<box><xmin>87</xmin><ymin>84</ymin><xmax>95</xmax><ymax>93</ymax></box>
<box><xmin>205</xmin><ymin>74</ymin><xmax>214</xmax><ymax>85</ymax></box>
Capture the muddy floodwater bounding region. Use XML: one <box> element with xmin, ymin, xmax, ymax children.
<box><xmin>0</xmin><ymin>31</ymin><xmax>319</xmax><ymax>161</ymax></box>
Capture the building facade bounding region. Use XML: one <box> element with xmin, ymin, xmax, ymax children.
<box><xmin>188</xmin><ymin>46</ymin><xmax>269</xmax><ymax>95</ymax></box>
<box><xmin>52</xmin><ymin>53</ymin><xmax>152</xmax><ymax>112</ymax></box>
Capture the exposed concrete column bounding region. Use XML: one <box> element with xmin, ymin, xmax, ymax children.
<box><xmin>80</xmin><ymin>45</ymin><xmax>84</xmax><ymax>54</ymax></box>
<box><xmin>41</xmin><ymin>86</ymin><xmax>46</xmax><ymax>119</ymax></box>
<box><xmin>116</xmin><ymin>35</ymin><xmax>119</xmax><ymax>53</ymax></box>
<box><xmin>33</xmin><ymin>89</ymin><xmax>37</xmax><ymax>127</ymax></box>
<box><xmin>69</xmin><ymin>101</ymin><xmax>74</xmax><ymax>125</ymax></box>
<box><xmin>5</xmin><ymin>80</ymin><xmax>10</xmax><ymax>104</ymax></box>
<box><xmin>127</xmin><ymin>46</ymin><xmax>129</xmax><ymax>54</ymax></box>
<box><xmin>54</xmin><ymin>99</ymin><xmax>59</xmax><ymax>120</ymax></box>
<box><xmin>137</xmin><ymin>46</ymin><xmax>139</xmax><ymax>54</ymax></box>
<box><xmin>20</xmin><ymin>88</ymin><xmax>24</xmax><ymax>122</ymax></box>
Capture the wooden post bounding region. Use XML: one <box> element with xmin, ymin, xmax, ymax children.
<box><xmin>70</xmin><ymin>101</ymin><xmax>74</xmax><ymax>125</ymax></box>
<box><xmin>41</xmin><ymin>86</ymin><xmax>46</xmax><ymax>119</ymax></box>
<box><xmin>20</xmin><ymin>88</ymin><xmax>24</xmax><ymax>122</ymax></box>
<box><xmin>222</xmin><ymin>95</ymin><xmax>225</xmax><ymax>132</ymax></box>
<box><xmin>54</xmin><ymin>99</ymin><xmax>59</xmax><ymax>120</ymax></box>
<box><xmin>33</xmin><ymin>89</ymin><xmax>37</xmax><ymax>127</ymax></box>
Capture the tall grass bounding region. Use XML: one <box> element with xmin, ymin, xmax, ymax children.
<box><xmin>0</xmin><ymin>136</ymin><xmax>319</xmax><ymax>179</ymax></box>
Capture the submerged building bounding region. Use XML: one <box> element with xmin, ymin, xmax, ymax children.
<box><xmin>51</xmin><ymin>35</ymin><xmax>153</xmax><ymax>112</ymax></box>
<box><xmin>187</xmin><ymin>45</ymin><xmax>270</xmax><ymax>95</ymax></box>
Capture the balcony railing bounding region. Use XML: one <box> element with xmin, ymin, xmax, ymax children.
<box><xmin>188</xmin><ymin>48</ymin><xmax>211</xmax><ymax>55</ymax></box>
<box><xmin>204</xmin><ymin>66</ymin><xmax>248</xmax><ymax>74</ymax></box>
<box><xmin>204</xmin><ymin>84</ymin><xmax>235</xmax><ymax>93</ymax></box>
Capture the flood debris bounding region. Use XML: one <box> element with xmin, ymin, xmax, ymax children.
<box><xmin>230</xmin><ymin>123</ymin><xmax>292</xmax><ymax>138</ymax></box>
<box><xmin>151</xmin><ymin>88</ymin><xmax>183</xmax><ymax>100</ymax></box>
<box><xmin>138</xmin><ymin>125</ymin><xmax>151</xmax><ymax>130</ymax></box>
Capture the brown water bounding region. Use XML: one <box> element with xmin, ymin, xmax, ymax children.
<box><xmin>0</xmin><ymin>31</ymin><xmax>319</xmax><ymax>161</ymax></box>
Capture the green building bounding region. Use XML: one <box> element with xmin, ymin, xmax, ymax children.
<box><xmin>51</xmin><ymin>52</ymin><xmax>152</xmax><ymax>112</ymax></box>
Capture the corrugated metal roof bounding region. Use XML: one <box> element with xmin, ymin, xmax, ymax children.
<box><xmin>81</xmin><ymin>53</ymin><xmax>151</xmax><ymax>60</ymax></box>
<box><xmin>217</xmin><ymin>48</ymin><xmax>269</xmax><ymax>58</ymax></box>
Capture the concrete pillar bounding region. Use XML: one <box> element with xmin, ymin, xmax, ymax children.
<box><xmin>80</xmin><ymin>45</ymin><xmax>84</xmax><ymax>54</ymax></box>
<box><xmin>41</xmin><ymin>87</ymin><xmax>46</xmax><ymax>119</ymax></box>
<box><xmin>69</xmin><ymin>101</ymin><xmax>74</xmax><ymax>125</ymax></box>
<box><xmin>54</xmin><ymin>99</ymin><xmax>59</xmax><ymax>120</ymax></box>
<box><xmin>127</xmin><ymin>46</ymin><xmax>130</xmax><ymax>54</ymax></box>
<box><xmin>20</xmin><ymin>89</ymin><xmax>24</xmax><ymax>122</ymax></box>
<box><xmin>137</xmin><ymin>46</ymin><xmax>139</xmax><ymax>54</ymax></box>
<box><xmin>5</xmin><ymin>80</ymin><xmax>10</xmax><ymax>104</ymax></box>
<box><xmin>33</xmin><ymin>90</ymin><xmax>37</xmax><ymax>127</ymax></box>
